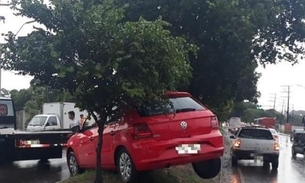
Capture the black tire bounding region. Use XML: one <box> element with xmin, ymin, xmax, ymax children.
<box><xmin>292</xmin><ymin>148</ymin><xmax>296</xmax><ymax>158</ymax></box>
<box><xmin>67</xmin><ymin>151</ymin><xmax>84</xmax><ymax>176</ymax></box>
<box><xmin>116</xmin><ymin>148</ymin><xmax>139</xmax><ymax>183</ymax></box>
<box><xmin>231</xmin><ymin>156</ymin><xmax>238</xmax><ymax>167</ymax></box>
<box><xmin>192</xmin><ymin>158</ymin><xmax>221</xmax><ymax>179</ymax></box>
<box><xmin>263</xmin><ymin>160</ymin><xmax>269</xmax><ymax>168</ymax></box>
<box><xmin>271</xmin><ymin>161</ymin><xmax>279</xmax><ymax>169</ymax></box>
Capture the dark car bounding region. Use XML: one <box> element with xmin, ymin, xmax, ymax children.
<box><xmin>291</xmin><ymin>130</ymin><xmax>305</xmax><ymax>158</ymax></box>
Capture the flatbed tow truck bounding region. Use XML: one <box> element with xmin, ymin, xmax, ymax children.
<box><xmin>0</xmin><ymin>97</ymin><xmax>73</xmax><ymax>163</ymax></box>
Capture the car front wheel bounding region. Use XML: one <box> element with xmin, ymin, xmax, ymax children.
<box><xmin>192</xmin><ymin>158</ymin><xmax>221</xmax><ymax>179</ymax></box>
<box><xmin>67</xmin><ymin>151</ymin><xmax>83</xmax><ymax>176</ymax></box>
<box><xmin>116</xmin><ymin>148</ymin><xmax>139</xmax><ymax>183</ymax></box>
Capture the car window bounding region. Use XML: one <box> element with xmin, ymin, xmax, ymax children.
<box><xmin>295</xmin><ymin>133</ymin><xmax>305</xmax><ymax>142</ymax></box>
<box><xmin>0</xmin><ymin>100</ymin><xmax>14</xmax><ymax>116</ymax></box>
<box><xmin>137</xmin><ymin>97</ymin><xmax>205</xmax><ymax>117</ymax></box>
<box><xmin>238</xmin><ymin>129</ymin><xmax>274</xmax><ymax>140</ymax></box>
<box><xmin>47</xmin><ymin>116</ymin><xmax>58</xmax><ymax>126</ymax></box>
<box><xmin>28</xmin><ymin>116</ymin><xmax>47</xmax><ymax>126</ymax></box>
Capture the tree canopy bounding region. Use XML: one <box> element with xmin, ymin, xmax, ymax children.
<box><xmin>115</xmin><ymin>0</ymin><xmax>305</xmax><ymax>113</ymax></box>
<box><xmin>0</xmin><ymin>0</ymin><xmax>195</xmax><ymax>182</ymax></box>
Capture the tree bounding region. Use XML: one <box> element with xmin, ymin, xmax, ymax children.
<box><xmin>1</xmin><ymin>0</ymin><xmax>195</xmax><ymax>182</ymax></box>
<box><xmin>115</xmin><ymin>0</ymin><xmax>305</xmax><ymax>113</ymax></box>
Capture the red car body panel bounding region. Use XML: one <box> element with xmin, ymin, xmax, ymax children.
<box><xmin>67</xmin><ymin>92</ymin><xmax>224</xmax><ymax>171</ymax></box>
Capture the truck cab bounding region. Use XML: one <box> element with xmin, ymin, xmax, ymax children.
<box><xmin>27</xmin><ymin>114</ymin><xmax>61</xmax><ymax>132</ymax></box>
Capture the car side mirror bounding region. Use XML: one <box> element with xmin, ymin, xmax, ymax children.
<box><xmin>45</xmin><ymin>123</ymin><xmax>50</xmax><ymax>127</ymax></box>
<box><xmin>230</xmin><ymin>135</ymin><xmax>235</xmax><ymax>139</ymax></box>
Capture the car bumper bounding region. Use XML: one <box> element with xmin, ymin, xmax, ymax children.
<box><xmin>233</xmin><ymin>149</ymin><xmax>279</xmax><ymax>161</ymax></box>
<box><xmin>129</xmin><ymin>130</ymin><xmax>224</xmax><ymax>171</ymax></box>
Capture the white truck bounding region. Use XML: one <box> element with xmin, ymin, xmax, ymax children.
<box><xmin>27</xmin><ymin>102</ymin><xmax>88</xmax><ymax>132</ymax></box>
<box><xmin>230</xmin><ymin>126</ymin><xmax>280</xmax><ymax>169</ymax></box>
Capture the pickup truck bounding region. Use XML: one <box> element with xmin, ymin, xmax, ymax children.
<box><xmin>230</xmin><ymin>126</ymin><xmax>280</xmax><ymax>169</ymax></box>
<box><xmin>27</xmin><ymin>114</ymin><xmax>66</xmax><ymax>132</ymax></box>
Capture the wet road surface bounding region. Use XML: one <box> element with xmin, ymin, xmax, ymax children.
<box><xmin>227</xmin><ymin>133</ymin><xmax>305</xmax><ymax>183</ymax></box>
<box><xmin>0</xmin><ymin>150</ymin><xmax>70</xmax><ymax>183</ymax></box>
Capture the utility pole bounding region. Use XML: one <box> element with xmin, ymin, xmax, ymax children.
<box><xmin>269</xmin><ymin>93</ymin><xmax>277</xmax><ymax>110</ymax></box>
<box><xmin>281</xmin><ymin>85</ymin><xmax>291</xmax><ymax>123</ymax></box>
<box><xmin>286</xmin><ymin>86</ymin><xmax>290</xmax><ymax>123</ymax></box>
<box><xmin>281</xmin><ymin>99</ymin><xmax>285</xmax><ymax>115</ymax></box>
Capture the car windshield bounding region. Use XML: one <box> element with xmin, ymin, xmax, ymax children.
<box><xmin>137</xmin><ymin>96</ymin><xmax>205</xmax><ymax>117</ymax></box>
<box><xmin>238</xmin><ymin>129</ymin><xmax>274</xmax><ymax>140</ymax></box>
<box><xmin>28</xmin><ymin>116</ymin><xmax>47</xmax><ymax>126</ymax></box>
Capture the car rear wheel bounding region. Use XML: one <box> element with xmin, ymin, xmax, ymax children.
<box><xmin>116</xmin><ymin>148</ymin><xmax>139</xmax><ymax>183</ymax></box>
<box><xmin>231</xmin><ymin>156</ymin><xmax>238</xmax><ymax>167</ymax></box>
<box><xmin>292</xmin><ymin>148</ymin><xmax>296</xmax><ymax>158</ymax></box>
<box><xmin>67</xmin><ymin>151</ymin><xmax>83</xmax><ymax>176</ymax></box>
<box><xmin>271</xmin><ymin>161</ymin><xmax>278</xmax><ymax>169</ymax></box>
<box><xmin>192</xmin><ymin>158</ymin><xmax>221</xmax><ymax>179</ymax></box>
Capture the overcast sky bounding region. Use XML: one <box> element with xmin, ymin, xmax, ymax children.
<box><xmin>1</xmin><ymin>4</ymin><xmax>305</xmax><ymax>111</ymax></box>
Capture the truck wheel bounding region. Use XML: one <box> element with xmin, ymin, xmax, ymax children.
<box><xmin>192</xmin><ymin>158</ymin><xmax>221</xmax><ymax>179</ymax></box>
<box><xmin>271</xmin><ymin>161</ymin><xmax>278</xmax><ymax>170</ymax></box>
<box><xmin>67</xmin><ymin>151</ymin><xmax>84</xmax><ymax>176</ymax></box>
<box><xmin>116</xmin><ymin>148</ymin><xmax>139</xmax><ymax>183</ymax></box>
<box><xmin>231</xmin><ymin>156</ymin><xmax>238</xmax><ymax>167</ymax></box>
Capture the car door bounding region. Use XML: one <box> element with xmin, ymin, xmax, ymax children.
<box><xmin>76</xmin><ymin>127</ymin><xmax>98</xmax><ymax>167</ymax></box>
<box><xmin>101</xmin><ymin>112</ymin><xmax>123</xmax><ymax>168</ymax></box>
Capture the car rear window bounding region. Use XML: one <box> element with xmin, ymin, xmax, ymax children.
<box><xmin>0</xmin><ymin>99</ymin><xmax>14</xmax><ymax>116</ymax></box>
<box><xmin>238</xmin><ymin>129</ymin><xmax>274</xmax><ymax>140</ymax></box>
<box><xmin>294</xmin><ymin>133</ymin><xmax>305</xmax><ymax>142</ymax></box>
<box><xmin>137</xmin><ymin>97</ymin><xmax>205</xmax><ymax>117</ymax></box>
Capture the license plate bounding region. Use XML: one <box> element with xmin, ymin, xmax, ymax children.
<box><xmin>175</xmin><ymin>144</ymin><xmax>201</xmax><ymax>154</ymax></box>
<box><xmin>26</xmin><ymin>140</ymin><xmax>40</xmax><ymax>144</ymax></box>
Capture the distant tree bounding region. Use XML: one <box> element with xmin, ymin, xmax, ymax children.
<box><xmin>1</xmin><ymin>0</ymin><xmax>195</xmax><ymax>182</ymax></box>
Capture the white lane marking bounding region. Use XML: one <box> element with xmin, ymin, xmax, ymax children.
<box><xmin>237</xmin><ymin>167</ymin><xmax>246</xmax><ymax>183</ymax></box>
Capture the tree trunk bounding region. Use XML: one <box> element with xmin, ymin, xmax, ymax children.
<box><xmin>94</xmin><ymin>118</ymin><xmax>105</xmax><ymax>183</ymax></box>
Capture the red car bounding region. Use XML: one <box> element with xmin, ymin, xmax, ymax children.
<box><xmin>66</xmin><ymin>92</ymin><xmax>224</xmax><ymax>183</ymax></box>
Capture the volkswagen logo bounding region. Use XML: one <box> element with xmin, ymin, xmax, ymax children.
<box><xmin>180</xmin><ymin>121</ymin><xmax>188</xmax><ymax>130</ymax></box>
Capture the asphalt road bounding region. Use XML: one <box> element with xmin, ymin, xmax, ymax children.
<box><xmin>0</xmin><ymin>150</ymin><xmax>70</xmax><ymax>183</ymax></box>
<box><xmin>0</xmin><ymin>134</ymin><xmax>305</xmax><ymax>183</ymax></box>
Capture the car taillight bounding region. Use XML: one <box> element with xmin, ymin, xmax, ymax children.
<box><xmin>274</xmin><ymin>142</ymin><xmax>280</xmax><ymax>151</ymax></box>
<box><xmin>211</xmin><ymin>116</ymin><xmax>218</xmax><ymax>128</ymax></box>
<box><xmin>233</xmin><ymin>139</ymin><xmax>241</xmax><ymax>148</ymax></box>
<box><xmin>132</xmin><ymin>123</ymin><xmax>153</xmax><ymax>139</ymax></box>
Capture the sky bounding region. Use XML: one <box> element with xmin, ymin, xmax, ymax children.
<box><xmin>1</xmin><ymin>3</ymin><xmax>305</xmax><ymax>111</ymax></box>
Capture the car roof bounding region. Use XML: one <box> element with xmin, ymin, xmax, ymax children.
<box><xmin>241</xmin><ymin>126</ymin><xmax>269</xmax><ymax>130</ymax></box>
<box><xmin>294</xmin><ymin>130</ymin><xmax>305</xmax><ymax>134</ymax></box>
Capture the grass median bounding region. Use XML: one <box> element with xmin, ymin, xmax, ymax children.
<box><xmin>60</xmin><ymin>164</ymin><xmax>219</xmax><ymax>183</ymax></box>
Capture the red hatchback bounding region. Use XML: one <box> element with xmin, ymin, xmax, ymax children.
<box><xmin>66</xmin><ymin>92</ymin><xmax>224</xmax><ymax>183</ymax></box>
